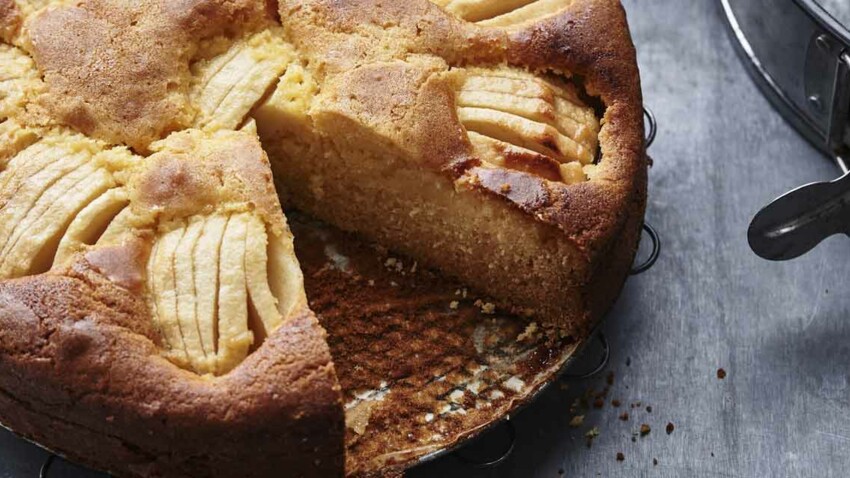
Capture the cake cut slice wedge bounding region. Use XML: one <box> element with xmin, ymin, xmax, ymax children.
<box><xmin>0</xmin><ymin>128</ymin><xmax>345</xmax><ymax>476</ymax></box>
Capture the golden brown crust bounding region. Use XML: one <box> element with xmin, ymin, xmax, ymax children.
<box><xmin>22</xmin><ymin>0</ymin><xmax>274</xmax><ymax>151</ymax></box>
<box><xmin>0</xmin><ymin>259</ymin><xmax>344</xmax><ymax>477</ymax></box>
<box><xmin>0</xmin><ymin>0</ymin><xmax>21</xmax><ymax>43</ymax></box>
<box><xmin>131</xmin><ymin>129</ymin><xmax>287</xmax><ymax>235</ymax></box>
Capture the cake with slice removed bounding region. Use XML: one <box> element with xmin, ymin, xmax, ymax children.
<box><xmin>0</xmin><ymin>0</ymin><xmax>645</xmax><ymax>476</ymax></box>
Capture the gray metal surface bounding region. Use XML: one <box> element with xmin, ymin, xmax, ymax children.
<box><xmin>817</xmin><ymin>0</ymin><xmax>850</xmax><ymax>32</ymax></box>
<box><xmin>3</xmin><ymin>1</ymin><xmax>850</xmax><ymax>477</ymax></box>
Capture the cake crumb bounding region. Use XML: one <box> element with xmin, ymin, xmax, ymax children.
<box><xmin>619</xmin><ymin>412</ymin><xmax>629</xmax><ymax>421</ymax></box>
<box><xmin>646</xmin><ymin>406</ymin><xmax>652</xmax><ymax>413</ymax></box>
<box><xmin>500</xmin><ymin>183</ymin><xmax>511</xmax><ymax>193</ymax></box>
<box><xmin>569</xmin><ymin>415</ymin><xmax>585</xmax><ymax>428</ymax></box>
<box><xmin>606</xmin><ymin>371</ymin><xmax>615</xmax><ymax>385</ymax></box>
<box><xmin>666</xmin><ymin>422</ymin><xmax>674</xmax><ymax>435</ymax></box>
<box><xmin>410</xmin><ymin>261</ymin><xmax>418</xmax><ymax>274</ymax></box>
<box><xmin>585</xmin><ymin>427</ymin><xmax>599</xmax><ymax>439</ymax></box>
<box><xmin>449</xmin><ymin>301</ymin><xmax>459</xmax><ymax>310</ymax></box>
<box><xmin>593</xmin><ymin>398</ymin><xmax>604</xmax><ymax>409</ymax></box>
<box><xmin>611</xmin><ymin>399</ymin><xmax>621</xmax><ymax>407</ymax></box>
<box><xmin>616</xmin><ymin>452</ymin><xmax>624</xmax><ymax>462</ymax></box>
<box><xmin>517</xmin><ymin>322</ymin><xmax>538</xmax><ymax>342</ymax></box>
<box><xmin>481</xmin><ymin>302</ymin><xmax>496</xmax><ymax>314</ymax></box>
<box><xmin>640</xmin><ymin>424</ymin><xmax>651</xmax><ymax>436</ymax></box>
<box><xmin>384</xmin><ymin>258</ymin><xmax>397</xmax><ymax>268</ymax></box>
<box><xmin>653</xmin><ymin>458</ymin><xmax>658</xmax><ymax>466</ymax></box>
<box><xmin>717</xmin><ymin>368</ymin><xmax>727</xmax><ymax>379</ymax></box>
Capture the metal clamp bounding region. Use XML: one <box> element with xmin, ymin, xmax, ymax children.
<box><xmin>454</xmin><ymin>420</ymin><xmax>517</xmax><ymax>468</ymax></box>
<box><xmin>827</xmin><ymin>52</ymin><xmax>850</xmax><ymax>173</ymax></box>
<box><xmin>39</xmin><ymin>455</ymin><xmax>55</xmax><ymax>478</ymax></box>
<box><xmin>644</xmin><ymin>106</ymin><xmax>658</xmax><ymax>149</ymax></box>
<box><xmin>631</xmin><ymin>222</ymin><xmax>661</xmax><ymax>275</ymax></box>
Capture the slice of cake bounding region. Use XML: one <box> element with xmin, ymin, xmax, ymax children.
<box><xmin>0</xmin><ymin>127</ymin><xmax>345</xmax><ymax>477</ymax></box>
<box><xmin>255</xmin><ymin>0</ymin><xmax>645</xmax><ymax>335</ymax></box>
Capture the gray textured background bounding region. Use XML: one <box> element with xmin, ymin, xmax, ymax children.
<box><xmin>3</xmin><ymin>1</ymin><xmax>850</xmax><ymax>477</ymax></box>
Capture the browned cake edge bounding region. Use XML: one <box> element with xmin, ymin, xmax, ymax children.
<box><xmin>0</xmin><ymin>252</ymin><xmax>345</xmax><ymax>478</ymax></box>
<box><xmin>482</xmin><ymin>0</ymin><xmax>647</xmax><ymax>329</ymax></box>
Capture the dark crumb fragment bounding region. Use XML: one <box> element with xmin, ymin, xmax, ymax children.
<box><xmin>626</xmin><ymin>357</ymin><xmax>631</xmax><ymax>367</ymax></box>
<box><xmin>640</xmin><ymin>424</ymin><xmax>651</xmax><ymax>436</ymax></box>
<box><xmin>646</xmin><ymin>406</ymin><xmax>652</xmax><ymax>413</ymax></box>
<box><xmin>717</xmin><ymin>368</ymin><xmax>727</xmax><ymax>379</ymax></box>
<box><xmin>666</xmin><ymin>422</ymin><xmax>674</xmax><ymax>435</ymax></box>
<box><xmin>631</xmin><ymin>436</ymin><xmax>636</xmax><ymax>442</ymax></box>
<box><xmin>612</xmin><ymin>399</ymin><xmax>621</xmax><ymax>407</ymax></box>
<box><xmin>616</xmin><ymin>452</ymin><xmax>625</xmax><ymax>462</ymax></box>
<box><xmin>619</xmin><ymin>412</ymin><xmax>629</xmax><ymax>421</ymax></box>
<box><xmin>653</xmin><ymin>458</ymin><xmax>658</xmax><ymax>466</ymax></box>
<box><xmin>593</xmin><ymin>398</ymin><xmax>605</xmax><ymax>409</ymax></box>
<box><xmin>711</xmin><ymin>452</ymin><xmax>715</xmax><ymax>457</ymax></box>
<box><xmin>606</xmin><ymin>371</ymin><xmax>615</xmax><ymax>386</ymax></box>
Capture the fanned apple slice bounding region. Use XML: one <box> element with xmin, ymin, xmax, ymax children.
<box><xmin>462</xmin><ymin>73</ymin><xmax>598</xmax><ymax>147</ymax></box>
<box><xmin>215</xmin><ymin>212</ymin><xmax>253</xmax><ymax>375</ymax></box>
<box><xmin>440</xmin><ymin>0</ymin><xmax>536</xmax><ymax>22</ymax></box>
<box><xmin>456</xmin><ymin>90</ymin><xmax>595</xmax><ymax>150</ymax></box>
<box><xmin>458</xmin><ymin>106</ymin><xmax>592</xmax><ymax>164</ymax></box>
<box><xmin>149</xmin><ymin>222</ymin><xmax>190</xmax><ymax>365</ymax></box>
<box><xmin>464</xmin><ymin>74</ymin><xmax>554</xmax><ymax>100</ymax></box>
<box><xmin>457</xmin><ymin>90</ymin><xmax>553</xmax><ymax>125</ymax></box>
<box><xmin>191</xmin><ymin>29</ymin><xmax>293</xmax><ymax>132</ymax></box>
<box><xmin>0</xmin><ymin>120</ymin><xmax>39</xmax><ymax>170</ymax></box>
<box><xmin>0</xmin><ymin>139</ymin><xmax>87</xmax><ymax>207</ymax></box>
<box><xmin>194</xmin><ymin>214</ymin><xmax>228</xmax><ymax>361</ymax></box>
<box><xmin>52</xmin><ymin>188</ymin><xmax>130</xmax><ymax>268</ymax></box>
<box><xmin>267</xmin><ymin>224</ymin><xmax>308</xmax><ymax>323</ymax></box>
<box><xmin>174</xmin><ymin>216</ymin><xmax>211</xmax><ymax>373</ymax></box>
<box><xmin>244</xmin><ymin>214</ymin><xmax>284</xmax><ymax>340</ymax></box>
<box><xmin>95</xmin><ymin>206</ymin><xmax>136</xmax><ymax>247</ymax></box>
<box><xmin>477</xmin><ymin>0</ymin><xmax>575</xmax><ymax>27</ymax></box>
<box><xmin>0</xmin><ymin>149</ymin><xmax>92</xmax><ymax>276</ymax></box>
<box><xmin>465</xmin><ymin>71</ymin><xmax>598</xmax><ymax>126</ymax></box>
<box><xmin>468</xmin><ymin>131</ymin><xmax>564</xmax><ymax>181</ymax></box>
<box><xmin>0</xmin><ymin>160</ymin><xmax>100</xmax><ymax>258</ymax></box>
<box><xmin>0</xmin><ymin>166</ymin><xmax>113</xmax><ymax>277</ymax></box>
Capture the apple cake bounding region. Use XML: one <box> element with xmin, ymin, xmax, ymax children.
<box><xmin>0</xmin><ymin>0</ymin><xmax>645</xmax><ymax>476</ymax></box>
